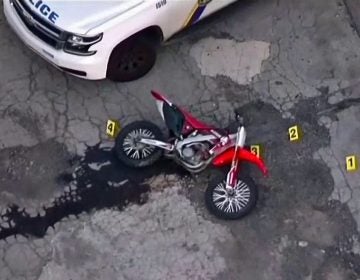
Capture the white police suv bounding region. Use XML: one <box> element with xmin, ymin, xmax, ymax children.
<box><xmin>4</xmin><ymin>0</ymin><xmax>236</xmax><ymax>81</ymax></box>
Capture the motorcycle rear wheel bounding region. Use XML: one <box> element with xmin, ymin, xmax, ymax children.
<box><xmin>205</xmin><ymin>175</ymin><xmax>258</xmax><ymax>220</ymax></box>
<box><xmin>115</xmin><ymin>121</ymin><xmax>164</xmax><ymax>168</ymax></box>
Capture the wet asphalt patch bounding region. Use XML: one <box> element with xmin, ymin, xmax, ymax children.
<box><xmin>0</xmin><ymin>144</ymin><xmax>186</xmax><ymax>240</ymax></box>
<box><xmin>185</xmin><ymin>97</ymin><xmax>360</xmax><ymax>278</ymax></box>
<box><xmin>260</xmin><ymin>98</ymin><xmax>360</xmax><ymax>277</ymax></box>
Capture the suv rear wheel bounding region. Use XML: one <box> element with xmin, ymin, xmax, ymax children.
<box><xmin>107</xmin><ymin>34</ymin><xmax>158</xmax><ymax>82</ymax></box>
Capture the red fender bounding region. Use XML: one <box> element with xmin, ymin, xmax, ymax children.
<box><xmin>212</xmin><ymin>148</ymin><xmax>269</xmax><ymax>177</ymax></box>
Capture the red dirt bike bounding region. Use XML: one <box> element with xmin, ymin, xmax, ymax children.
<box><xmin>113</xmin><ymin>91</ymin><xmax>269</xmax><ymax>219</ymax></box>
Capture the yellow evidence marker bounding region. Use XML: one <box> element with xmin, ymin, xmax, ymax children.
<box><xmin>250</xmin><ymin>144</ymin><xmax>264</xmax><ymax>158</ymax></box>
<box><xmin>288</xmin><ymin>125</ymin><xmax>303</xmax><ymax>142</ymax></box>
<box><xmin>346</xmin><ymin>155</ymin><xmax>358</xmax><ymax>172</ymax></box>
<box><xmin>106</xmin><ymin>119</ymin><xmax>121</xmax><ymax>138</ymax></box>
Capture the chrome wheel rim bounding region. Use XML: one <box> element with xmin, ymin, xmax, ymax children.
<box><xmin>212</xmin><ymin>180</ymin><xmax>251</xmax><ymax>213</ymax></box>
<box><xmin>123</xmin><ymin>128</ymin><xmax>156</xmax><ymax>159</ymax></box>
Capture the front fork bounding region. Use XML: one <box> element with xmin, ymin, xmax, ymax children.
<box><xmin>213</xmin><ymin>147</ymin><xmax>269</xmax><ymax>190</ymax></box>
<box><xmin>225</xmin><ymin>158</ymin><xmax>240</xmax><ymax>191</ymax></box>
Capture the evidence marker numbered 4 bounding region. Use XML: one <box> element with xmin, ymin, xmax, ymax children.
<box><xmin>106</xmin><ymin>119</ymin><xmax>121</xmax><ymax>138</ymax></box>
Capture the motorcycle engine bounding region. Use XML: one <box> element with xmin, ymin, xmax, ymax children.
<box><xmin>181</xmin><ymin>143</ymin><xmax>210</xmax><ymax>165</ymax></box>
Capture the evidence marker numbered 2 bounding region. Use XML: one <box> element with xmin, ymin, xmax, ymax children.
<box><xmin>288</xmin><ymin>125</ymin><xmax>303</xmax><ymax>142</ymax></box>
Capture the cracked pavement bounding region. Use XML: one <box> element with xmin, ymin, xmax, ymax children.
<box><xmin>1</xmin><ymin>0</ymin><xmax>360</xmax><ymax>279</ymax></box>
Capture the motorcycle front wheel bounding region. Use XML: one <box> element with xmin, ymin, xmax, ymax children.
<box><xmin>205</xmin><ymin>175</ymin><xmax>258</xmax><ymax>220</ymax></box>
<box><xmin>115</xmin><ymin>121</ymin><xmax>164</xmax><ymax>168</ymax></box>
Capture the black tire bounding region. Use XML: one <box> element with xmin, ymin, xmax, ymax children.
<box><xmin>107</xmin><ymin>35</ymin><xmax>158</xmax><ymax>82</ymax></box>
<box><xmin>205</xmin><ymin>175</ymin><xmax>258</xmax><ymax>220</ymax></box>
<box><xmin>115</xmin><ymin>121</ymin><xmax>164</xmax><ymax>168</ymax></box>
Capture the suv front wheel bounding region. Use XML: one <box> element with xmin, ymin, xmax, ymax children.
<box><xmin>107</xmin><ymin>35</ymin><xmax>157</xmax><ymax>82</ymax></box>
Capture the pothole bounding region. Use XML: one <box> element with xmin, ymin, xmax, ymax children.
<box><xmin>190</xmin><ymin>37</ymin><xmax>270</xmax><ymax>84</ymax></box>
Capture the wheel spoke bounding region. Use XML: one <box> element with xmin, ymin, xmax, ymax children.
<box><xmin>213</xmin><ymin>192</ymin><xmax>225</xmax><ymax>202</ymax></box>
<box><xmin>237</xmin><ymin>197</ymin><xmax>248</xmax><ymax>208</ymax></box>
<box><xmin>225</xmin><ymin>201</ymin><xmax>234</xmax><ymax>213</ymax></box>
<box><xmin>233</xmin><ymin>199</ymin><xmax>242</xmax><ymax>212</ymax></box>
<box><xmin>124</xmin><ymin>146</ymin><xmax>132</xmax><ymax>155</ymax></box>
<box><xmin>212</xmin><ymin>180</ymin><xmax>251</xmax><ymax>214</ymax></box>
<box><xmin>141</xmin><ymin>148</ymin><xmax>148</xmax><ymax>158</ymax></box>
<box><xmin>215</xmin><ymin>198</ymin><xmax>228</xmax><ymax>210</ymax></box>
<box><xmin>142</xmin><ymin>146</ymin><xmax>152</xmax><ymax>158</ymax></box>
<box><xmin>122</xmin><ymin>128</ymin><xmax>156</xmax><ymax>160</ymax></box>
